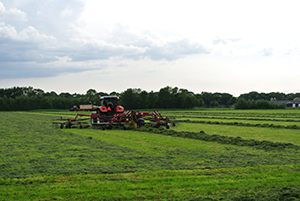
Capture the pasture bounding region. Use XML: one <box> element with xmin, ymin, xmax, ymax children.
<box><xmin>1</xmin><ymin>109</ymin><xmax>300</xmax><ymax>200</ymax></box>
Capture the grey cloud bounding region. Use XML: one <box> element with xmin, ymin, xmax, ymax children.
<box><xmin>0</xmin><ymin>1</ymin><xmax>210</xmax><ymax>79</ymax></box>
<box><xmin>143</xmin><ymin>39</ymin><xmax>209</xmax><ymax>61</ymax></box>
<box><xmin>0</xmin><ymin>23</ymin><xmax>58</xmax><ymax>62</ymax></box>
<box><xmin>106</xmin><ymin>24</ymin><xmax>209</xmax><ymax>61</ymax></box>
<box><xmin>0</xmin><ymin>61</ymin><xmax>97</xmax><ymax>79</ymax></box>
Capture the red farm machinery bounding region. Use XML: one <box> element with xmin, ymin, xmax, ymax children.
<box><xmin>53</xmin><ymin>96</ymin><xmax>174</xmax><ymax>130</ymax></box>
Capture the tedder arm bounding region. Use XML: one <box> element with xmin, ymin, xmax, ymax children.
<box><xmin>53</xmin><ymin>110</ymin><xmax>174</xmax><ymax>129</ymax></box>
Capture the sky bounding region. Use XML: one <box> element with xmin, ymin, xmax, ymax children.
<box><xmin>0</xmin><ymin>0</ymin><xmax>300</xmax><ymax>97</ymax></box>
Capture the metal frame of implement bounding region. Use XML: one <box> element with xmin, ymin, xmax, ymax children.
<box><xmin>53</xmin><ymin>110</ymin><xmax>174</xmax><ymax>130</ymax></box>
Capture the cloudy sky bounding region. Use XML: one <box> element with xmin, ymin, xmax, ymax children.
<box><xmin>1</xmin><ymin>0</ymin><xmax>300</xmax><ymax>96</ymax></box>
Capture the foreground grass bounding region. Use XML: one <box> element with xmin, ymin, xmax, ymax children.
<box><xmin>1</xmin><ymin>110</ymin><xmax>300</xmax><ymax>200</ymax></box>
<box><xmin>1</xmin><ymin>164</ymin><xmax>300</xmax><ymax>200</ymax></box>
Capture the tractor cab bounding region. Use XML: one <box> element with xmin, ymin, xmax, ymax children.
<box><xmin>97</xmin><ymin>96</ymin><xmax>124</xmax><ymax>115</ymax></box>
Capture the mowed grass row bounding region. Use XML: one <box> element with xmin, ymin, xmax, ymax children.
<box><xmin>163</xmin><ymin>109</ymin><xmax>300</xmax><ymax>145</ymax></box>
<box><xmin>174</xmin><ymin>117</ymin><xmax>300</xmax><ymax>127</ymax></box>
<box><xmin>2</xmin><ymin>164</ymin><xmax>300</xmax><ymax>200</ymax></box>
<box><xmin>172</xmin><ymin>122</ymin><xmax>300</xmax><ymax>145</ymax></box>
<box><xmin>3</xmin><ymin>112</ymin><xmax>300</xmax><ymax>179</ymax></box>
<box><xmin>1</xmin><ymin>110</ymin><xmax>300</xmax><ymax>200</ymax></box>
<box><xmin>164</xmin><ymin>108</ymin><xmax>300</xmax><ymax>116</ymax></box>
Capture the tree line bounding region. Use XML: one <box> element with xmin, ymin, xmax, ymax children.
<box><xmin>0</xmin><ymin>86</ymin><xmax>299</xmax><ymax>111</ymax></box>
<box><xmin>234</xmin><ymin>98</ymin><xmax>286</xmax><ymax>109</ymax></box>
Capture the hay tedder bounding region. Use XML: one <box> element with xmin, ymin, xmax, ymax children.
<box><xmin>52</xmin><ymin>96</ymin><xmax>175</xmax><ymax>130</ymax></box>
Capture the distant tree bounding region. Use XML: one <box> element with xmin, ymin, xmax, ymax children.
<box><xmin>234</xmin><ymin>98</ymin><xmax>250</xmax><ymax>109</ymax></box>
<box><xmin>139</xmin><ymin>90</ymin><xmax>148</xmax><ymax>109</ymax></box>
<box><xmin>86</xmin><ymin>89</ymin><xmax>99</xmax><ymax>104</ymax></box>
<box><xmin>109</xmin><ymin>91</ymin><xmax>119</xmax><ymax>96</ymax></box>
<box><xmin>157</xmin><ymin>86</ymin><xmax>173</xmax><ymax>109</ymax></box>
<box><xmin>210</xmin><ymin>100</ymin><xmax>219</xmax><ymax>108</ymax></box>
<box><xmin>1</xmin><ymin>86</ymin><xmax>294</xmax><ymax>111</ymax></box>
<box><xmin>200</xmin><ymin>92</ymin><xmax>213</xmax><ymax>107</ymax></box>
<box><xmin>227</xmin><ymin>97</ymin><xmax>237</xmax><ymax>106</ymax></box>
<box><xmin>44</xmin><ymin>91</ymin><xmax>58</xmax><ymax>97</ymax></box>
<box><xmin>59</xmin><ymin>92</ymin><xmax>72</xmax><ymax>98</ymax></box>
<box><xmin>120</xmin><ymin>88</ymin><xmax>136</xmax><ymax>109</ymax></box>
<box><xmin>0</xmin><ymin>96</ymin><xmax>9</xmax><ymax>111</ymax></box>
<box><xmin>86</xmin><ymin>89</ymin><xmax>97</xmax><ymax>96</ymax></box>
<box><xmin>235</xmin><ymin>98</ymin><xmax>286</xmax><ymax>109</ymax></box>
<box><xmin>147</xmin><ymin>91</ymin><xmax>157</xmax><ymax>109</ymax></box>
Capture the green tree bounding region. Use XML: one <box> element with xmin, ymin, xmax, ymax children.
<box><xmin>157</xmin><ymin>86</ymin><xmax>173</xmax><ymax>108</ymax></box>
<box><xmin>200</xmin><ymin>92</ymin><xmax>213</xmax><ymax>107</ymax></box>
<box><xmin>234</xmin><ymin>98</ymin><xmax>250</xmax><ymax>109</ymax></box>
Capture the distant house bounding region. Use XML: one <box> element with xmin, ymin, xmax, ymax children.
<box><xmin>271</xmin><ymin>97</ymin><xmax>300</xmax><ymax>108</ymax></box>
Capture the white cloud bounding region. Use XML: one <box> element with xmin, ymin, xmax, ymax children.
<box><xmin>0</xmin><ymin>2</ymin><xmax>27</xmax><ymax>21</ymax></box>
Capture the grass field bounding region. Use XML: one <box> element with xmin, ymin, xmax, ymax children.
<box><xmin>1</xmin><ymin>109</ymin><xmax>300</xmax><ymax>200</ymax></box>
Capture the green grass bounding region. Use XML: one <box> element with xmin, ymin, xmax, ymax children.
<box><xmin>1</xmin><ymin>109</ymin><xmax>300</xmax><ymax>200</ymax></box>
<box><xmin>2</xmin><ymin>164</ymin><xmax>300</xmax><ymax>200</ymax></box>
<box><xmin>172</xmin><ymin>122</ymin><xmax>300</xmax><ymax>145</ymax></box>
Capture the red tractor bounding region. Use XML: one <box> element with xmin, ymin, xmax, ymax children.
<box><xmin>54</xmin><ymin>96</ymin><xmax>174</xmax><ymax>130</ymax></box>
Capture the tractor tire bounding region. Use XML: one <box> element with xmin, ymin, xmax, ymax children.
<box><xmin>137</xmin><ymin>118</ymin><xmax>145</xmax><ymax>127</ymax></box>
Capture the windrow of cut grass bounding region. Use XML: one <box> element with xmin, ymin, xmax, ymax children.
<box><xmin>164</xmin><ymin>109</ymin><xmax>300</xmax><ymax>117</ymax></box>
<box><xmin>172</xmin><ymin>122</ymin><xmax>300</xmax><ymax>145</ymax></box>
<box><xmin>134</xmin><ymin>125</ymin><xmax>300</xmax><ymax>151</ymax></box>
<box><xmin>174</xmin><ymin>115</ymin><xmax>300</xmax><ymax>123</ymax></box>
<box><xmin>63</xmin><ymin>128</ymin><xmax>300</xmax><ymax>169</ymax></box>
<box><xmin>3</xmin><ymin>111</ymin><xmax>299</xmax><ymax>180</ymax></box>
<box><xmin>175</xmin><ymin>118</ymin><xmax>300</xmax><ymax>130</ymax></box>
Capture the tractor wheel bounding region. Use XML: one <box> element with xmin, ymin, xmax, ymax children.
<box><xmin>65</xmin><ymin>124</ymin><xmax>69</xmax><ymax>128</ymax></box>
<box><xmin>166</xmin><ymin>124</ymin><xmax>170</xmax><ymax>129</ymax></box>
<box><xmin>123</xmin><ymin>125</ymin><xmax>126</xmax><ymax>130</ymax></box>
<box><xmin>137</xmin><ymin>118</ymin><xmax>145</xmax><ymax>127</ymax></box>
<box><xmin>80</xmin><ymin>124</ymin><xmax>83</xmax><ymax>129</ymax></box>
<box><xmin>102</xmin><ymin>125</ymin><xmax>105</xmax><ymax>130</ymax></box>
<box><xmin>60</xmin><ymin>124</ymin><xmax>63</xmax><ymax>129</ymax></box>
<box><xmin>172</xmin><ymin>122</ymin><xmax>176</xmax><ymax>126</ymax></box>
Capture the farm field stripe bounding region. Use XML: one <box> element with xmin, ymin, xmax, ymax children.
<box><xmin>172</xmin><ymin>122</ymin><xmax>300</xmax><ymax>145</ymax></box>
<box><xmin>174</xmin><ymin>115</ymin><xmax>300</xmax><ymax>123</ymax></box>
<box><xmin>176</xmin><ymin>119</ymin><xmax>300</xmax><ymax>130</ymax></box>
<box><xmin>134</xmin><ymin>126</ymin><xmax>300</xmax><ymax>151</ymax></box>
<box><xmin>3</xmin><ymin>111</ymin><xmax>300</xmax><ymax>179</ymax></box>
<box><xmin>1</xmin><ymin>164</ymin><xmax>300</xmax><ymax>200</ymax></box>
<box><xmin>175</xmin><ymin>117</ymin><xmax>300</xmax><ymax>127</ymax></box>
